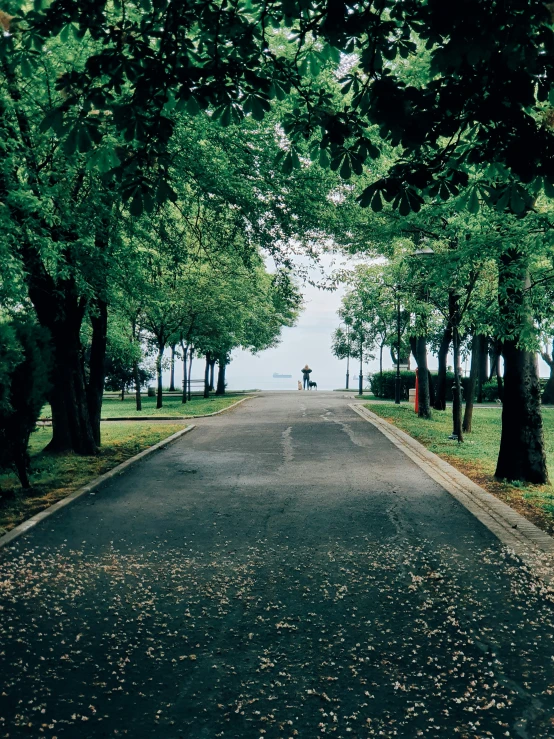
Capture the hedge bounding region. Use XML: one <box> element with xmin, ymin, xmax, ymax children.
<box><xmin>369</xmin><ymin>370</ymin><xmax>503</xmax><ymax>402</ymax></box>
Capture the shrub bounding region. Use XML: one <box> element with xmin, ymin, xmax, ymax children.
<box><xmin>370</xmin><ymin>371</ymin><xmax>416</xmax><ymax>399</ymax></box>
<box><xmin>0</xmin><ymin>317</ymin><xmax>52</xmax><ymax>488</ymax></box>
<box><xmin>369</xmin><ymin>370</ymin><xmax>501</xmax><ymax>402</ymax></box>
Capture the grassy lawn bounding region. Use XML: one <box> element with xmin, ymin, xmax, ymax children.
<box><xmin>0</xmin><ymin>422</ymin><xmax>186</xmax><ymax>533</ymax></box>
<box><xmin>366</xmin><ymin>403</ymin><xmax>554</xmax><ymax>535</ymax></box>
<box><xmin>40</xmin><ymin>393</ymin><xmax>248</xmax><ymax>420</ymax></box>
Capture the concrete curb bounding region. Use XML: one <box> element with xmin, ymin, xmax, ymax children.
<box><xmin>350</xmin><ymin>404</ymin><xmax>554</xmax><ymax>582</ymax></box>
<box><xmin>37</xmin><ymin>395</ymin><xmax>255</xmax><ymax>426</ymax></box>
<box><xmin>0</xmin><ymin>425</ymin><xmax>196</xmax><ymax>550</ymax></box>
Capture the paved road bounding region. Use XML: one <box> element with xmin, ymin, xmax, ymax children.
<box><xmin>1</xmin><ymin>393</ymin><xmax>554</xmax><ymax>738</ymax></box>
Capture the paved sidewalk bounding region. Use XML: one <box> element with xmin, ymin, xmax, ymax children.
<box><xmin>1</xmin><ymin>392</ymin><xmax>553</xmax><ymax>738</ymax></box>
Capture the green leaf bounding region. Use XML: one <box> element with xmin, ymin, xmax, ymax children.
<box><xmin>62</xmin><ymin>127</ymin><xmax>78</xmax><ymax>155</ymax></box>
<box><xmin>220</xmin><ymin>105</ymin><xmax>232</xmax><ymax>127</ymax></box>
<box><xmin>495</xmin><ymin>187</ymin><xmax>511</xmax><ymax>212</ymax></box>
<box><xmin>398</xmin><ymin>194</ymin><xmax>411</xmax><ymax>216</ymax></box>
<box><xmin>40</xmin><ymin>107</ymin><xmax>65</xmax><ymax>135</ymax></box>
<box><xmin>157</xmin><ymin>180</ymin><xmax>177</xmax><ymax>204</ymax></box>
<box><xmin>340</xmin><ymin>156</ymin><xmax>351</xmax><ymax>179</ymax></box>
<box><xmin>370</xmin><ymin>190</ymin><xmax>383</xmax><ymax>212</ymax></box>
<box><xmin>282</xmin><ymin>152</ymin><xmax>294</xmax><ymax>175</ymax></box>
<box><xmin>509</xmin><ymin>186</ymin><xmax>526</xmax><ymax>214</ymax></box>
<box><xmin>467</xmin><ymin>188</ymin><xmax>480</xmax><ymax>214</ymax></box>
<box><xmin>319</xmin><ymin>148</ymin><xmax>330</xmax><ymax>168</ymax></box>
<box><xmin>77</xmin><ymin>125</ymin><xmax>92</xmax><ymax>152</ymax></box>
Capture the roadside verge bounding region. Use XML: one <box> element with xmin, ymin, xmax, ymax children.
<box><xmin>0</xmin><ymin>426</ymin><xmax>195</xmax><ymax>550</ymax></box>
<box><xmin>350</xmin><ymin>404</ymin><xmax>554</xmax><ymax>583</ymax></box>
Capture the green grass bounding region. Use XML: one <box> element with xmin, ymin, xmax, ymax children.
<box><xmin>0</xmin><ymin>422</ymin><xmax>186</xmax><ymax>532</ymax></box>
<box><xmin>366</xmin><ymin>402</ymin><xmax>554</xmax><ymax>534</ymax></box>
<box><xmin>40</xmin><ymin>393</ymin><xmax>247</xmax><ymax>420</ymax></box>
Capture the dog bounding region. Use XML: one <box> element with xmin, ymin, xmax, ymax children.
<box><xmin>298</xmin><ymin>380</ymin><xmax>302</xmax><ymax>390</ymax></box>
<box><xmin>308</xmin><ymin>380</ymin><xmax>317</xmax><ymax>390</ymax></box>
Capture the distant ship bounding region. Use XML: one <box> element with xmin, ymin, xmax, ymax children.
<box><xmin>273</xmin><ymin>372</ymin><xmax>292</xmax><ymax>378</ymax></box>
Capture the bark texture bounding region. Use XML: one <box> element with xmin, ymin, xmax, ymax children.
<box><xmin>434</xmin><ymin>325</ymin><xmax>452</xmax><ymax>411</ymax></box>
<box><xmin>463</xmin><ymin>332</ymin><xmax>479</xmax><ymax>433</ymax></box>
<box><xmin>495</xmin><ymin>252</ymin><xmax>548</xmax><ymax>483</ymax></box>
<box><xmin>216</xmin><ymin>360</ymin><xmax>226</xmax><ymax>395</ymax></box>
<box><xmin>410</xmin><ymin>336</ymin><xmax>432</xmax><ymax>419</ymax></box>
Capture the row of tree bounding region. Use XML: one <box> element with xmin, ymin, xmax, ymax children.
<box><xmin>332</xmin><ymin>202</ymin><xmax>554</xmax><ymax>484</ymax></box>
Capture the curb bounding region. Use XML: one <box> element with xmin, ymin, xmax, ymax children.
<box><xmin>37</xmin><ymin>395</ymin><xmax>255</xmax><ymax>425</ymax></box>
<box><xmin>350</xmin><ymin>404</ymin><xmax>554</xmax><ymax>583</ymax></box>
<box><xmin>0</xmin><ymin>425</ymin><xmax>196</xmax><ymax>550</ymax></box>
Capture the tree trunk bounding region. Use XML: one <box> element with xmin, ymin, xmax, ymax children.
<box><xmin>379</xmin><ymin>344</ymin><xmax>383</xmax><ymax>379</ymax></box>
<box><xmin>156</xmin><ymin>347</ymin><xmax>164</xmax><ymax>409</ymax></box>
<box><xmin>133</xmin><ymin>360</ymin><xmax>142</xmax><ymax>411</ymax></box>
<box><xmin>434</xmin><ymin>325</ymin><xmax>452</xmax><ymax>411</ymax></box>
<box><xmin>476</xmin><ymin>335</ymin><xmax>488</xmax><ymax>403</ymax></box>
<box><xmin>463</xmin><ymin>332</ymin><xmax>479</xmax><ymax>433</ymax></box>
<box><xmin>46</xmin><ymin>324</ymin><xmax>98</xmax><ymax>454</ymax></box>
<box><xmin>450</xmin><ymin>293</ymin><xmax>463</xmax><ymax>441</ymax></box>
<box><xmin>541</xmin><ymin>344</ymin><xmax>554</xmax><ymax>404</ymax></box>
<box><xmin>86</xmin><ymin>299</ymin><xmax>107</xmax><ymax>447</ymax></box>
<box><xmin>495</xmin><ymin>251</ymin><xmax>548</xmax><ymax>483</ymax></box>
<box><xmin>216</xmin><ymin>359</ymin><xmax>226</xmax><ymax>395</ymax></box>
<box><xmin>169</xmin><ymin>344</ymin><xmax>176</xmax><ymax>391</ymax></box>
<box><xmin>188</xmin><ymin>349</ymin><xmax>193</xmax><ymax>401</ymax></box>
<box><xmin>121</xmin><ymin>385</ymin><xmax>125</xmax><ymax>401</ymax></box>
<box><xmin>204</xmin><ymin>353</ymin><xmax>211</xmax><ymax>399</ymax></box>
<box><xmin>181</xmin><ymin>344</ymin><xmax>188</xmax><ymax>404</ymax></box>
<box><xmin>13</xmin><ymin>451</ymin><xmax>31</xmax><ymax>489</ymax></box>
<box><xmin>209</xmin><ymin>357</ymin><xmax>216</xmax><ymax>391</ymax></box>
<box><xmin>411</xmin><ymin>336</ymin><xmax>431</xmax><ymax>419</ymax></box>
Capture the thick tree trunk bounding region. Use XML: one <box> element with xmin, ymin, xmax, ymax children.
<box><xmin>541</xmin><ymin>345</ymin><xmax>554</xmax><ymax>404</ymax></box>
<box><xmin>411</xmin><ymin>336</ymin><xmax>431</xmax><ymax>419</ymax></box>
<box><xmin>434</xmin><ymin>325</ymin><xmax>452</xmax><ymax>411</ymax></box>
<box><xmin>181</xmin><ymin>344</ymin><xmax>188</xmax><ymax>404</ymax></box>
<box><xmin>169</xmin><ymin>344</ymin><xmax>176</xmax><ymax>391</ymax></box>
<box><xmin>86</xmin><ymin>299</ymin><xmax>107</xmax><ymax>446</ymax></box>
<box><xmin>495</xmin><ymin>252</ymin><xmax>548</xmax><ymax>483</ymax></box>
<box><xmin>46</xmin><ymin>323</ymin><xmax>97</xmax><ymax>454</ymax></box>
<box><xmin>216</xmin><ymin>360</ymin><xmax>226</xmax><ymax>395</ymax></box>
<box><xmin>156</xmin><ymin>347</ymin><xmax>164</xmax><ymax>409</ymax></box>
<box><xmin>133</xmin><ymin>360</ymin><xmax>142</xmax><ymax>411</ymax></box>
<box><xmin>13</xmin><ymin>451</ymin><xmax>31</xmax><ymax>489</ymax></box>
<box><xmin>463</xmin><ymin>332</ymin><xmax>479</xmax><ymax>433</ymax></box>
<box><xmin>476</xmin><ymin>335</ymin><xmax>488</xmax><ymax>403</ymax></box>
<box><xmin>209</xmin><ymin>358</ymin><xmax>216</xmax><ymax>391</ymax></box>
<box><xmin>204</xmin><ymin>353</ymin><xmax>211</xmax><ymax>399</ymax></box>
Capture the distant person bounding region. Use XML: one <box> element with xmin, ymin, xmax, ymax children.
<box><xmin>301</xmin><ymin>364</ymin><xmax>312</xmax><ymax>390</ymax></box>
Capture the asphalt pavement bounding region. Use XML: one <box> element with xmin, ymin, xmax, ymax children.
<box><xmin>1</xmin><ymin>392</ymin><xmax>553</xmax><ymax>738</ymax></box>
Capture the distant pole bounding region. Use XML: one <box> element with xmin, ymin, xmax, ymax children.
<box><xmin>346</xmin><ymin>324</ymin><xmax>350</xmax><ymax>389</ymax></box>
<box><xmin>395</xmin><ymin>290</ymin><xmax>401</xmax><ymax>404</ymax></box>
